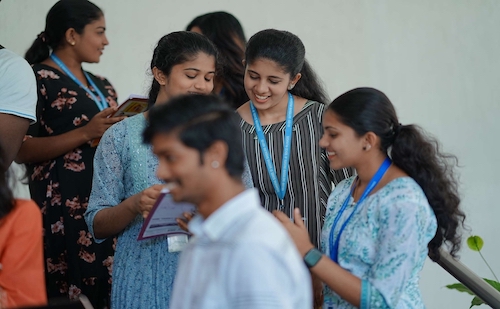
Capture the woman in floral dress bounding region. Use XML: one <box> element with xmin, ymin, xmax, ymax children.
<box><xmin>16</xmin><ymin>1</ymin><xmax>124</xmax><ymax>308</ymax></box>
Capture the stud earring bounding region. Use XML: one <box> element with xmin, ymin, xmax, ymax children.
<box><xmin>69</xmin><ymin>41</ymin><xmax>75</xmax><ymax>46</ymax></box>
<box><xmin>363</xmin><ymin>144</ymin><xmax>371</xmax><ymax>151</ymax></box>
<box><xmin>211</xmin><ymin>161</ymin><xmax>220</xmax><ymax>169</ymax></box>
<box><xmin>288</xmin><ymin>84</ymin><xmax>294</xmax><ymax>90</ymax></box>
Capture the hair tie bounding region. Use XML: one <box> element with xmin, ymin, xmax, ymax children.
<box><xmin>37</xmin><ymin>31</ymin><xmax>46</xmax><ymax>43</ymax></box>
<box><xmin>393</xmin><ymin>122</ymin><xmax>402</xmax><ymax>136</ymax></box>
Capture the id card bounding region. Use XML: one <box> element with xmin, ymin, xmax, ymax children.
<box><xmin>167</xmin><ymin>234</ymin><xmax>189</xmax><ymax>252</ymax></box>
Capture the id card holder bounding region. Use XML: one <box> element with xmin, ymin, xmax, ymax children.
<box><xmin>167</xmin><ymin>234</ymin><xmax>189</xmax><ymax>252</ymax></box>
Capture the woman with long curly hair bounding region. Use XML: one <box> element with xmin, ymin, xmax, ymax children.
<box><xmin>275</xmin><ymin>87</ymin><xmax>466</xmax><ymax>309</ymax></box>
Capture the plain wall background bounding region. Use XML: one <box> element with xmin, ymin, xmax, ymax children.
<box><xmin>1</xmin><ymin>1</ymin><xmax>499</xmax><ymax>308</ymax></box>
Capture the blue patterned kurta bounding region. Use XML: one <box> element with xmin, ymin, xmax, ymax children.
<box><xmin>85</xmin><ymin>114</ymin><xmax>254</xmax><ymax>309</ymax></box>
<box><xmin>321</xmin><ymin>176</ymin><xmax>437</xmax><ymax>309</ymax></box>
<box><xmin>85</xmin><ymin>114</ymin><xmax>177</xmax><ymax>308</ymax></box>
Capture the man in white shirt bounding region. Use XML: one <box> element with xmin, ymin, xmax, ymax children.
<box><xmin>144</xmin><ymin>94</ymin><xmax>312</xmax><ymax>309</ymax></box>
<box><xmin>0</xmin><ymin>46</ymin><xmax>37</xmax><ymax>166</ymax></box>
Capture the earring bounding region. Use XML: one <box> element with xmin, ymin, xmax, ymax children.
<box><xmin>211</xmin><ymin>161</ymin><xmax>220</xmax><ymax>169</ymax></box>
<box><xmin>68</xmin><ymin>41</ymin><xmax>75</xmax><ymax>46</ymax></box>
<box><xmin>363</xmin><ymin>144</ymin><xmax>371</xmax><ymax>151</ymax></box>
<box><xmin>288</xmin><ymin>84</ymin><xmax>295</xmax><ymax>90</ymax></box>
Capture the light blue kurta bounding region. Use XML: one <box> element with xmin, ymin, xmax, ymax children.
<box><xmin>85</xmin><ymin>114</ymin><xmax>253</xmax><ymax>309</ymax></box>
<box><xmin>85</xmin><ymin>114</ymin><xmax>177</xmax><ymax>309</ymax></box>
<box><xmin>321</xmin><ymin>176</ymin><xmax>437</xmax><ymax>309</ymax></box>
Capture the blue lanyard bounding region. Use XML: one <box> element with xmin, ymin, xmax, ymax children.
<box><xmin>50</xmin><ymin>54</ymin><xmax>108</xmax><ymax>111</ymax></box>
<box><xmin>329</xmin><ymin>157</ymin><xmax>392</xmax><ymax>263</ymax></box>
<box><xmin>250</xmin><ymin>92</ymin><xmax>294</xmax><ymax>206</ymax></box>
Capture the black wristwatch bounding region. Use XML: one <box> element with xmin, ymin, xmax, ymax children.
<box><xmin>303</xmin><ymin>248</ymin><xmax>323</xmax><ymax>268</ymax></box>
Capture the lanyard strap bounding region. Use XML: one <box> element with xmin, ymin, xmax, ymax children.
<box><xmin>329</xmin><ymin>157</ymin><xmax>392</xmax><ymax>263</ymax></box>
<box><xmin>250</xmin><ymin>92</ymin><xmax>294</xmax><ymax>203</ymax></box>
<box><xmin>50</xmin><ymin>54</ymin><xmax>108</xmax><ymax>111</ymax></box>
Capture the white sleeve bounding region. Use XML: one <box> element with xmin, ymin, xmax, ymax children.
<box><xmin>0</xmin><ymin>50</ymin><xmax>37</xmax><ymax>123</ymax></box>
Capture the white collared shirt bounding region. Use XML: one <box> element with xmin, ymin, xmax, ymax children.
<box><xmin>170</xmin><ymin>189</ymin><xmax>312</xmax><ymax>309</ymax></box>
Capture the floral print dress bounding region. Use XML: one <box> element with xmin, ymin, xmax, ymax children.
<box><xmin>321</xmin><ymin>176</ymin><xmax>437</xmax><ymax>309</ymax></box>
<box><xmin>27</xmin><ymin>64</ymin><xmax>118</xmax><ymax>309</ymax></box>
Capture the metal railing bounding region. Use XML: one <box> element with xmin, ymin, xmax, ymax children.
<box><xmin>436</xmin><ymin>248</ymin><xmax>500</xmax><ymax>309</ymax></box>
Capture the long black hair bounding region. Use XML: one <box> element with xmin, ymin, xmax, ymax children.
<box><xmin>0</xmin><ymin>144</ymin><xmax>14</xmax><ymax>221</ymax></box>
<box><xmin>147</xmin><ymin>31</ymin><xmax>219</xmax><ymax>107</ymax></box>
<box><xmin>328</xmin><ymin>87</ymin><xmax>465</xmax><ymax>261</ymax></box>
<box><xmin>25</xmin><ymin>0</ymin><xmax>103</xmax><ymax>64</ymax></box>
<box><xmin>186</xmin><ymin>11</ymin><xmax>248</xmax><ymax>108</ymax></box>
<box><xmin>245</xmin><ymin>29</ymin><xmax>328</xmax><ymax>104</ymax></box>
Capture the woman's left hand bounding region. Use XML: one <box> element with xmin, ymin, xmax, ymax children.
<box><xmin>273</xmin><ymin>208</ymin><xmax>315</xmax><ymax>257</ymax></box>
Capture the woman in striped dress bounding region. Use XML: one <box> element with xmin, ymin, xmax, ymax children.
<box><xmin>236</xmin><ymin>29</ymin><xmax>353</xmax><ymax>250</ymax></box>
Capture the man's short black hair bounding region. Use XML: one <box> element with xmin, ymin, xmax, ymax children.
<box><xmin>143</xmin><ymin>94</ymin><xmax>245</xmax><ymax>177</ymax></box>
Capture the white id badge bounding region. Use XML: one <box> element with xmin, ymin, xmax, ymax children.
<box><xmin>167</xmin><ymin>234</ymin><xmax>189</xmax><ymax>252</ymax></box>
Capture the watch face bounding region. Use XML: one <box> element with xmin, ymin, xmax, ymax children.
<box><xmin>304</xmin><ymin>248</ymin><xmax>323</xmax><ymax>268</ymax></box>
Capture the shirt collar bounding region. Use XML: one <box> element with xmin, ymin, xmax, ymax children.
<box><xmin>188</xmin><ymin>188</ymin><xmax>260</xmax><ymax>241</ymax></box>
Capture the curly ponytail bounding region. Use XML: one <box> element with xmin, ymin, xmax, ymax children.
<box><xmin>329</xmin><ymin>87</ymin><xmax>465</xmax><ymax>260</ymax></box>
<box><xmin>391</xmin><ymin>125</ymin><xmax>465</xmax><ymax>260</ymax></box>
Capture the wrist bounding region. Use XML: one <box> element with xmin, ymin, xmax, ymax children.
<box><xmin>131</xmin><ymin>193</ymin><xmax>142</xmax><ymax>216</ymax></box>
<box><xmin>79</xmin><ymin>126</ymin><xmax>92</xmax><ymax>142</ymax></box>
<box><xmin>299</xmin><ymin>243</ymin><xmax>315</xmax><ymax>257</ymax></box>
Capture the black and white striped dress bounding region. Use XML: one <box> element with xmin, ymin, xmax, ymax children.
<box><xmin>239</xmin><ymin>101</ymin><xmax>353</xmax><ymax>248</ymax></box>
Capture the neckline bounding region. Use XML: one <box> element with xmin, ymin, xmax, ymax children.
<box><xmin>191</xmin><ymin>189</ymin><xmax>259</xmax><ymax>240</ymax></box>
<box><xmin>35</xmin><ymin>63</ymin><xmax>92</xmax><ymax>80</ymax></box>
<box><xmin>34</xmin><ymin>63</ymin><xmax>101</xmax><ymax>94</ymax></box>
<box><xmin>344</xmin><ymin>175</ymin><xmax>414</xmax><ymax>206</ymax></box>
<box><xmin>240</xmin><ymin>100</ymin><xmax>318</xmax><ymax>129</ymax></box>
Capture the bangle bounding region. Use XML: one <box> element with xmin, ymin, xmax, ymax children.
<box><xmin>303</xmin><ymin>247</ymin><xmax>323</xmax><ymax>268</ymax></box>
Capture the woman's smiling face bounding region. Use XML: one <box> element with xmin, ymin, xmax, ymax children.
<box><xmin>244</xmin><ymin>58</ymin><xmax>299</xmax><ymax>112</ymax></box>
<box><xmin>319</xmin><ymin>109</ymin><xmax>365</xmax><ymax>170</ymax></box>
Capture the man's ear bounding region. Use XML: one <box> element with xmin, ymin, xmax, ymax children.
<box><xmin>152</xmin><ymin>67</ymin><xmax>167</xmax><ymax>86</ymax></box>
<box><xmin>204</xmin><ymin>140</ymin><xmax>228</xmax><ymax>168</ymax></box>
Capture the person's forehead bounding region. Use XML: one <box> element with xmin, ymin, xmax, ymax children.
<box><xmin>151</xmin><ymin>132</ymin><xmax>181</xmax><ymax>150</ymax></box>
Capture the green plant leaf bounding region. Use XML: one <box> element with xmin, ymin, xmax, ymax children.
<box><xmin>467</xmin><ymin>236</ymin><xmax>484</xmax><ymax>251</ymax></box>
<box><xmin>484</xmin><ymin>278</ymin><xmax>500</xmax><ymax>292</ymax></box>
<box><xmin>470</xmin><ymin>296</ymin><xmax>485</xmax><ymax>308</ymax></box>
<box><xmin>445</xmin><ymin>283</ymin><xmax>475</xmax><ymax>295</ymax></box>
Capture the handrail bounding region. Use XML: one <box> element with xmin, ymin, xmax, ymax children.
<box><xmin>436</xmin><ymin>248</ymin><xmax>500</xmax><ymax>309</ymax></box>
